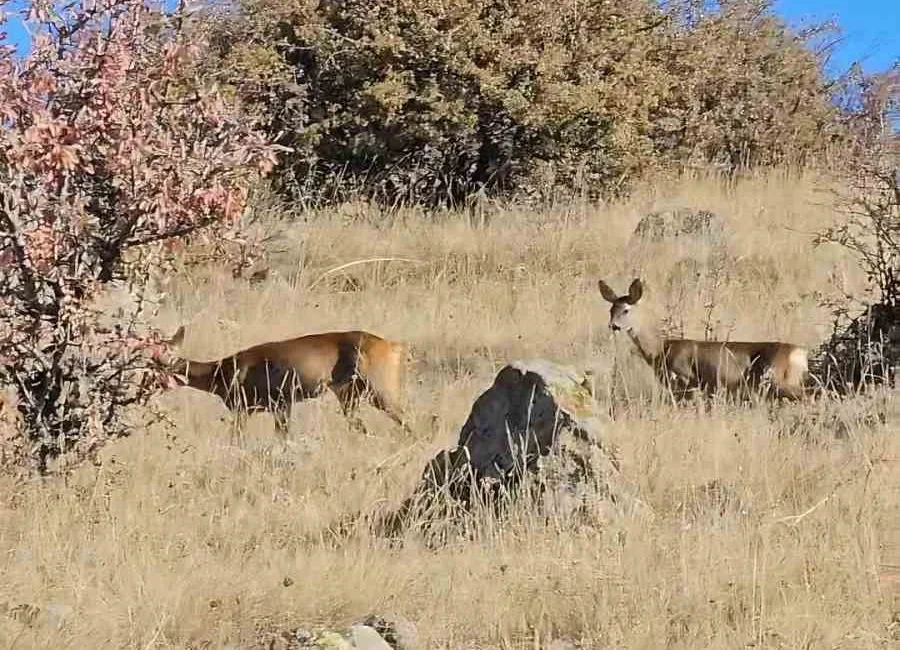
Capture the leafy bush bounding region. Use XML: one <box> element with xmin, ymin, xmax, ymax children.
<box><xmin>0</xmin><ymin>0</ymin><xmax>278</xmax><ymax>471</ymax></box>
<box><xmin>654</xmin><ymin>1</ymin><xmax>844</xmax><ymax>170</ymax></box>
<box><xmin>201</xmin><ymin>0</ymin><xmax>843</xmax><ymax>206</ymax></box>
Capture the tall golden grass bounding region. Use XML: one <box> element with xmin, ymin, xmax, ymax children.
<box><xmin>0</xmin><ymin>170</ymin><xmax>896</xmax><ymax>649</ymax></box>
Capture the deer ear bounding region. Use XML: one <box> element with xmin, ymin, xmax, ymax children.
<box><xmin>597</xmin><ymin>279</ymin><xmax>619</xmax><ymax>303</ymax></box>
<box><xmin>163</xmin><ymin>325</ymin><xmax>185</xmax><ymax>348</ymax></box>
<box><xmin>627</xmin><ymin>278</ymin><xmax>644</xmax><ymax>304</ymax></box>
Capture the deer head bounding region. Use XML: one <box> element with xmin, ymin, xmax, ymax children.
<box><xmin>152</xmin><ymin>325</ymin><xmax>213</xmax><ymax>390</ymax></box>
<box><xmin>597</xmin><ymin>278</ymin><xmax>644</xmax><ymax>335</ymax></box>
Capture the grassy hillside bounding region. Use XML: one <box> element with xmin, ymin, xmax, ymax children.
<box><xmin>0</xmin><ymin>171</ymin><xmax>896</xmax><ymax>648</ymax></box>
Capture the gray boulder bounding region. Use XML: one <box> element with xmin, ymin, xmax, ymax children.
<box><xmin>632</xmin><ymin>207</ymin><xmax>724</xmax><ymax>243</ymax></box>
<box><xmin>382</xmin><ymin>359</ymin><xmax>646</xmax><ymax>537</ymax></box>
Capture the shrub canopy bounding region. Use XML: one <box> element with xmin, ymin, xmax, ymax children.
<box><xmin>204</xmin><ymin>0</ymin><xmax>843</xmax><ymax>206</ymax></box>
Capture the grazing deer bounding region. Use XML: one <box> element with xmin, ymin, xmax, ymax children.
<box><xmin>157</xmin><ymin>326</ymin><xmax>412</xmax><ymax>436</ymax></box>
<box><xmin>597</xmin><ymin>278</ymin><xmax>809</xmax><ymax>402</ymax></box>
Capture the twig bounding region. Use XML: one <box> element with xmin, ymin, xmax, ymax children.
<box><xmin>307</xmin><ymin>257</ymin><xmax>423</xmax><ymax>289</ymax></box>
<box><xmin>773</xmin><ymin>475</ymin><xmax>851</xmax><ymax>527</ymax></box>
<box><xmin>774</xmin><ymin>492</ymin><xmax>835</xmax><ymax>527</ymax></box>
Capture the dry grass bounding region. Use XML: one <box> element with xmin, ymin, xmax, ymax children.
<box><xmin>1</xmin><ymin>170</ymin><xmax>897</xmax><ymax>649</ymax></box>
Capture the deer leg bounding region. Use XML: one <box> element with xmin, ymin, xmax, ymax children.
<box><xmin>664</xmin><ymin>371</ymin><xmax>700</xmax><ymax>408</ymax></box>
<box><xmin>224</xmin><ymin>380</ymin><xmax>251</xmax><ymax>445</ymax></box>
<box><xmin>766</xmin><ymin>363</ymin><xmax>809</xmax><ymax>402</ymax></box>
<box><xmin>371</xmin><ymin>391</ymin><xmax>413</xmax><ymax>435</ymax></box>
<box><xmin>333</xmin><ymin>381</ymin><xmax>368</xmax><ymax>434</ymax></box>
<box><xmin>230</xmin><ymin>409</ymin><xmax>248</xmax><ymax>445</ymax></box>
<box><xmin>773</xmin><ymin>383</ymin><xmax>806</xmax><ymax>402</ymax></box>
<box><xmin>273</xmin><ymin>401</ymin><xmax>292</xmax><ymax>438</ymax></box>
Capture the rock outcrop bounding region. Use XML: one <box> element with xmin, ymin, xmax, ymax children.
<box><xmin>380</xmin><ymin>359</ymin><xmax>645</xmax><ymax>538</ymax></box>
<box><xmin>255</xmin><ymin>615</ymin><xmax>417</xmax><ymax>650</ymax></box>
<box><xmin>632</xmin><ymin>207</ymin><xmax>724</xmax><ymax>243</ymax></box>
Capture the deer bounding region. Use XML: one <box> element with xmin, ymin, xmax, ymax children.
<box><xmin>597</xmin><ymin>278</ymin><xmax>810</xmax><ymax>403</ymax></box>
<box><xmin>156</xmin><ymin>326</ymin><xmax>412</xmax><ymax>437</ymax></box>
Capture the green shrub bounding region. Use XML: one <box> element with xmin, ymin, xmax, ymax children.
<box><xmin>202</xmin><ymin>0</ymin><xmax>847</xmax><ymax>206</ymax></box>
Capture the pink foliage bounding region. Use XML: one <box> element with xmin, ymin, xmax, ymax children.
<box><xmin>0</xmin><ymin>0</ymin><xmax>280</xmax><ymax>470</ymax></box>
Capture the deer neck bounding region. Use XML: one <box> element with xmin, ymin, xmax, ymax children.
<box><xmin>171</xmin><ymin>358</ymin><xmax>218</xmax><ymax>393</ymax></box>
<box><xmin>627</xmin><ymin>325</ymin><xmax>665</xmax><ymax>371</ymax></box>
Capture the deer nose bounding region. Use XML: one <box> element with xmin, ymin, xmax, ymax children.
<box><xmin>610</xmin><ymin>322</ymin><xmax>621</xmax><ymax>332</ymax></box>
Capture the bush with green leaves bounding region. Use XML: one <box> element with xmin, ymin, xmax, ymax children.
<box><xmin>201</xmin><ymin>0</ymin><xmax>843</xmax><ymax>207</ymax></box>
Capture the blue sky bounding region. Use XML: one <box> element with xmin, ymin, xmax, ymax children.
<box><xmin>1</xmin><ymin>0</ymin><xmax>897</xmax><ymax>76</ymax></box>
<box><xmin>775</xmin><ymin>0</ymin><xmax>898</xmax><ymax>75</ymax></box>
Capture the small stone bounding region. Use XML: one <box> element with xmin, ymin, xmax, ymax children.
<box><xmin>347</xmin><ymin>624</ymin><xmax>393</xmax><ymax>650</ymax></box>
<box><xmin>292</xmin><ymin>628</ymin><xmax>314</xmax><ymax>646</ymax></box>
<box><xmin>359</xmin><ymin>614</ymin><xmax>418</xmax><ymax>650</ymax></box>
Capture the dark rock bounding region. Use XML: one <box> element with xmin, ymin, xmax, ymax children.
<box><xmin>381</xmin><ymin>359</ymin><xmax>648</xmax><ymax>538</ymax></box>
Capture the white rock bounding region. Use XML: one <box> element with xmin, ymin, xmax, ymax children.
<box><xmin>347</xmin><ymin>624</ymin><xmax>393</xmax><ymax>650</ymax></box>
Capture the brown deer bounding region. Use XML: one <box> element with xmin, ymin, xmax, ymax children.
<box><xmin>157</xmin><ymin>326</ymin><xmax>412</xmax><ymax>435</ymax></box>
<box><xmin>598</xmin><ymin>278</ymin><xmax>809</xmax><ymax>402</ymax></box>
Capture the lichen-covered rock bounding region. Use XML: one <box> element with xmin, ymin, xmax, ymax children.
<box><xmin>632</xmin><ymin>207</ymin><xmax>724</xmax><ymax>243</ymax></box>
<box><xmin>312</xmin><ymin>631</ymin><xmax>354</xmax><ymax>649</ymax></box>
<box><xmin>257</xmin><ymin>624</ymin><xmax>395</xmax><ymax>650</ymax></box>
<box><xmin>454</xmin><ymin>360</ymin><xmax>601</xmax><ymax>480</ymax></box>
<box><xmin>383</xmin><ymin>359</ymin><xmax>646</xmax><ymax>536</ymax></box>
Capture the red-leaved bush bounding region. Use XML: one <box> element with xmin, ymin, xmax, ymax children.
<box><xmin>0</xmin><ymin>0</ymin><xmax>280</xmax><ymax>471</ymax></box>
